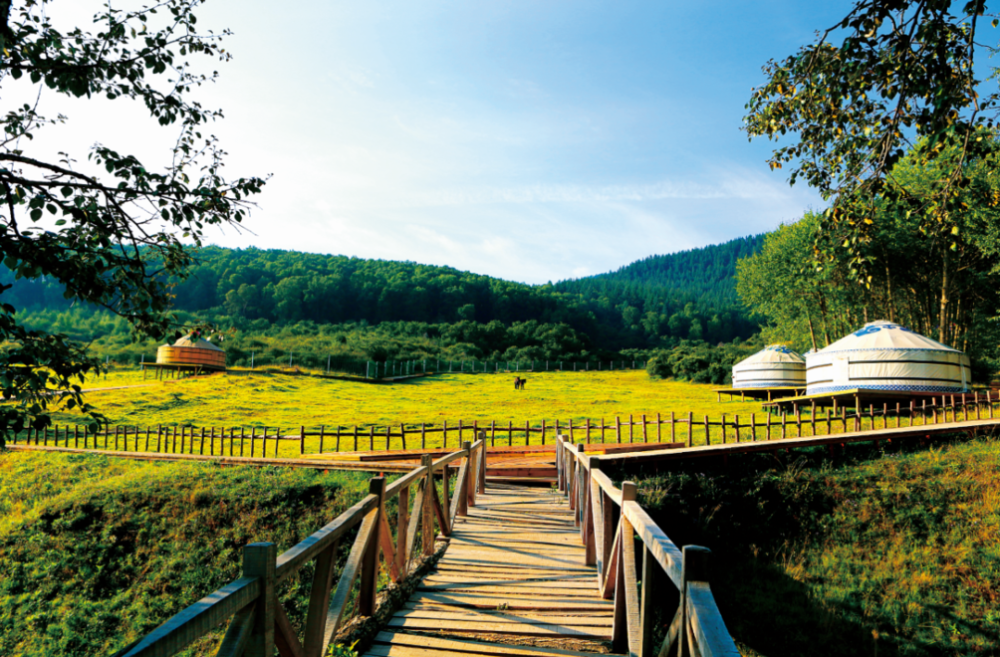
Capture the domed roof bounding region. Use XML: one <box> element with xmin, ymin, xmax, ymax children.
<box><xmin>169</xmin><ymin>335</ymin><xmax>224</xmax><ymax>351</ymax></box>
<box><xmin>816</xmin><ymin>321</ymin><xmax>960</xmax><ymax>355</ymax></box>
<box><xmin>733</xmin><ymin>344</ymin><xmax>804</xmax><ymax>367</ymax></box>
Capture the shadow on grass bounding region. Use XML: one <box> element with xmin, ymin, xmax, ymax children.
<box><xmin>614</xmin><ymin>431</ymin><xmax>1000</xmax><ymax>657</ymax></box>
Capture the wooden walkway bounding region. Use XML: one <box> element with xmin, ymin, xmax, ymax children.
<box><xmin>368</xmin><ymin>483</ymin><xmax>617</xmax><ymax>657</ymax></box>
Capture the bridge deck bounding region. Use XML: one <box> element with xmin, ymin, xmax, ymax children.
<box><xmin>367</xmin><ymin>483</ymin><xmax>616</xmax><ymax>657</ymax></box>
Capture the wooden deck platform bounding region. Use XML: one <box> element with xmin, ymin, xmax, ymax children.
<box><xmin>367</xmin><ymin>483</ymin><xmax>617</xmax><ymax>657</ymax></box>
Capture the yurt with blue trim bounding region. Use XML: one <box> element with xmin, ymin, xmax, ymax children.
<box><xmin>805</xmin><ymin>320</ymin><xmax>970</xmax><ymax>395</ymax></box>
<box><xmin>732</xmin><ymin>345</ymin><xmax>806</xmax><ymax>389</ymax></box>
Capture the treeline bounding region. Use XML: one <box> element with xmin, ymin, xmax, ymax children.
<box><xmin>554</xmin><ymin>236</ymin><xmax>763</xmax><ymax>347</ymax></box>
<box><xmin>737</xmin><ymin>137</ymin><xmax>1000</xmax><ymax>379</ymax></box>
<box><xmin>4</xmin><ymin>238</ymin><xmax>763</xmax><ymax>358</ymax></box>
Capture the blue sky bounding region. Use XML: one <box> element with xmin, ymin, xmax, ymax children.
<box><xmin>30</xmin><ymin>1</ymin><xmax>862</xmax><ymax>283</ymax></box>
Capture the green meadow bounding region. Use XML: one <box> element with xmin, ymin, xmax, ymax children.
<box><xmin>29</xmin><ymin>369</ymin><xmax>770</xmax><ymax>455</ymax></box>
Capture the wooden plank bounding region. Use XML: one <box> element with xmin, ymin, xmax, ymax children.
<box><xmin>325</xmin><ymin>507</ymin><xmax>379</xmax><ymax>641</ymax></box>
<box><xmin>686</xmin><ymin>583</ymin><xmax>741</xmax><ymax>657</ymax></box>
<box><xmin>276</xmin><ymin>495</ymin><xmax>378</xmax><ymax>582</ymax></box>
<box><xmin>621</xmin><ymin>501</ymin><xmax>683</xmax><ymax>588</ymax></box>
<box><xmin>274</xmin><ymin>600</ymin><xmax>305</xmax><ymax>657</ymax></box>
<box><xmin>119</xmin><ymin>577</ymin><xmax>260</xmax><ymax>657</ymax></box>
<box><xmin>393</xmin><ymin>609</ymin><xmax>612</xmax><ymax>627</ymax></box>
<box><xmin>406</xmin><ymin>592</ymin><xmax>612</xmax><ymax>610</ymax></box>
<box><xmin>370</xmin><ymin>631</ymin><xmax>612</xmax><ymax>657</ymax></box>
<box><xmin>385</xmin><ymin>617</ymin><xmax>610</xmax><ymax>638</ymax></box>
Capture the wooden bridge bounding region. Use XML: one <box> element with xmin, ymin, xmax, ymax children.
<box><xmin>107</xmin><ymin>437</ymin><xmax>739</xmax><ymax>657</ymax></box>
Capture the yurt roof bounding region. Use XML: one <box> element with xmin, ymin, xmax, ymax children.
<box><xmin>168</xmin><ymin>335</ymin><xmax>224</xmax><ymax>351</ymax></box>
<box><xmin>817</xmin><ymin>321</ymin><xmax>960</xmax><ymax>355</ymax></box>
<box><xmin>734</xmin><ymin>344</ymin><xmax>804</xmax><ymax>367</ymax></box>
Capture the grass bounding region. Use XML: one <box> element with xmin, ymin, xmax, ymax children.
<box><xmin>0</xmin><ymin>451</ymin><xmax>376</xmax><ymax>657</ymax></box>
<box><xmin>622</xmin><ymin>435</ymin><xmax>1000</xmax><ymax>657</ymax></box>
<box><xmin>19</xmin><ymin>369</ymin><xmax>772</xmax><ymax>455</ymax></box>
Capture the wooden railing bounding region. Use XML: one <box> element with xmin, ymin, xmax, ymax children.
<box><xmin>556</xmin><ymin>435</ymin><xmax>740</xmax><ymax>657</ymax></box>
<box><xmin>108</xmin><ymin>438</ymin><xmax>488</xmax><ymax>657</ymax></box>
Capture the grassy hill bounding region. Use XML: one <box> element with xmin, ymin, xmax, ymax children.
<box><xmin>0</xmin><ymin>452</ymin><xmax>372</xmax><ymax>657</ymax></box>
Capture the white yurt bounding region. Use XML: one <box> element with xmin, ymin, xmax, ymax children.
<box><xmin>732</xmin><ymin>345</ymin><xmax>806</xmax><ymax>389</ymax></box>
<box><xmin>805</xmin><ymin>320</ymin><xmax>970</xmax><ymax>395</ymax></box>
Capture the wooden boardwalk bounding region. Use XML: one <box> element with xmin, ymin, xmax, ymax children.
<box><xmin>368</xmin><ymin>483</ymin><xmax>617</xmax><ymax>657</ymax></box>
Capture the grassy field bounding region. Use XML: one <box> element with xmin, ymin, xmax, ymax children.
<box><xmin>623</xmin><ymin>435</ymin><xmax>1000</xmax><ymax>657</ymax></box>
<box><xmin>0</xmin><ymin>451</ymin><xmax>380</xmax><ymax>657</ymax></box>
<box><xmin>22</xmin><ymin>369</ymin><xmax>774</xmax><ymax>455</ymax></box>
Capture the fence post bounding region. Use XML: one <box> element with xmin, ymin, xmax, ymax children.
<box><xmin>421</xmin><ymin>455</ymin><xmax>435</xmax><ymax>557</ymax></box>
<box><xmin>479</xmin><ymin>434</ymin><xmax>487</xmax><ymax>493</ymax></box>
<box><xmin>612</xmin><ymin>482</ymin><xmax>637</xmax><ymax>654</ymax></box>
<box><xmin>359</xmin><ymin>477</ymin><xmax>384</xmax><ymax>617</ymax></box>
<box><xmin>679</xmin><ymin>546</ymin><xmax>712</xmax><ymax>657</ymax></box>
<box><xmin>458</xmin><ymin>442</ymin><xmax>472</xmax><ymax>517</ymax></box>
<box><xmin>466</xmin><ymin>440</ymin><xmax>477</xmax><ymax>508</ymax></box>
<box><xmin>244</xmin><ymin>542</ymin><xmax>276</xmax><ymax>657</ymax></box>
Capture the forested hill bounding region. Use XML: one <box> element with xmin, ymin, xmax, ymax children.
<box><xmin>551</xmin><ymin>235</ymin><xmax>765</xmax><ymax>346</ymax></box>
<box><xmin>5</xmin><ymin>236</ymin><xmax>763</xmax><ymax>356</ymax></box>
<box><xmin>556</xmin><ymin>235</ymin><xmax>765</xmax><ymax>306</ymax></box>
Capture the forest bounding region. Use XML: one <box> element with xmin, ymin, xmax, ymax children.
<box><xmin>737</xmin><ymin>137</ymin><xmax>1000</xmax><ymax>381</ymax></box>
<box><xmin>4</xmin><ymin>237</ymin><xmax>763</xmax><ymax>372</ymax></box>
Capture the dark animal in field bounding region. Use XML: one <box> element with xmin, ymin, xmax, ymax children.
<box><xmin>514</xmin><ymin>376</ymin><xmax>521</xmax><ymax>390</ymax></box>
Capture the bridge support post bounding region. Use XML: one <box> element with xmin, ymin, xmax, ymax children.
<box><xmin>359</xmin><ymin>477</ymin><xmax>384</xmax><ymax>617</ymax></box>
<box><xmin>244</xmin><ymin>542</ymin><xmax>276</xmax><ymax>657</ymax></box>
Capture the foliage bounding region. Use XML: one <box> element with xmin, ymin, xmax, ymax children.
<box><xmin>645</xmin><ymin>339</ymin><xmax>760</xmax><ymax>385</ymax></box>
<box><xmin>744</xmin><ymin>0</ymin><xmax>998</xmax><ymax>277</ymax></box>
<box><xmin>626</xmin><ymin>435</ymin><xmax>1000</xmax><ymax>656</ymax></box>
<box><xmin>3</xmin><ymin>236</ymin><xmax>763</xmax><ymax>369</ymax></box>
<box><xmin>0</xmin><ymin>452</ymin><xmax>370</xmax><ymax>657</ymax></box>
<box><xmin>737</xmin><ymin>139</ymin><xmax>1000</xmax><ymax>378</ymax></box>
<box><xmin>0</xmin><ymin>1</ymin><xmax>265</xmax><ymax>447</ymax></box>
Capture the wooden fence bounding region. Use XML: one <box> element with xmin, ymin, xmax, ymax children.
<box><xmin>108</xmin><ymin>439</ymin><xmax>487</xmax><ymax>657</ymax></box>
<box><xmin>556</xmin><ymin>435</ymin><xmax>740</xmax><ymax>657</ymax></box>
<box><xmin>13</xmin><ymin>390</ymin><xmax>999</xmax><ymax>458</ymax></box>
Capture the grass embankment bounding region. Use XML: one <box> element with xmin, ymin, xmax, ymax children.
<box><xmin>624</xmin><ymin>436</ymin><xmax>1000</xmax><ymax>656</ymax></box>
<box><xmin>30</xmin><ymin>370</ymin><xmax>768</xmax><ymax>455</ymax></box>
<box><xmin>0</xmin><ymin>451</ymin><xmax>377</xmax><ymax>657</ymax></box>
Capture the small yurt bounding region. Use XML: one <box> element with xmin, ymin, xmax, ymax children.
<box><xmin>732</xmin><ymin>345</ymin><xmax>806</xmax><ymax>389</ymax></box>
<box><xmin>156</xmin><ymin>335</ymin><xmax>226</xmax><ymax>371</ymax></box>
<box><xmin>805</xmin><ymin>320</ymin><xmax>969</xmax><ymax>395</ymax></box>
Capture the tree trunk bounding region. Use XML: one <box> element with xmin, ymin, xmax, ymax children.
<box><xmin>805</xmin><ymin>306</ymin><xmax>818</xmax><ymax>352</ymax></box>
<box><xmin>939</xmin><ymin>247</ymin><xmax>950</xmax><ymax>345</ymax></box>
<box><xmin>885</xmin><ymin>263</ymin><xmax>895</xmax><ymax>322</ymax></box>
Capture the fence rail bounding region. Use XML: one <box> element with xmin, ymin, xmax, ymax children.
<box><xmin>110</xmin><ymin>438</ymin><xmax>487</xmax><ymax>657</ymax></box>
<box><xmin>14</xmin><ymin>390</ymin><xmax>999</xmax><ymax>459</ymax></box>
<box><xmin>556</xmin><ymin>435</ymin><xmax>740</xmax><ymax>657</ymax></box>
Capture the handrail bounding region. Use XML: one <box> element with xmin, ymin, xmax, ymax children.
<box><xmin>113</xmin><ymin>436</ymin><xmax>489</xmax><ymax>657</ymax></box>
<box><xmin>556</xmin><ymin>435</ymin><xmax>740</xmax><ymax>657</ymax></box>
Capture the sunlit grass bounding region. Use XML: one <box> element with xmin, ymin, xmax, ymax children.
<box><xmin>26</xmin><ymin>370</ymin><xmax>773</xmax><ymax>455</ymax></box>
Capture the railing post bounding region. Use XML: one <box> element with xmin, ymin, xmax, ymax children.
<box><xmin>575</xmin><ymin>444</ymin><xmax>585</xmax><ymax>528</ymax></box>
<box><xmin>458</xmin><ymin>443</ymin><xmax>471</xmax><ymax>518</ymax></box>
<box><xmin>244</xmin><ymin>542</ymin><xmax>276</xmax><ymax>657</ymax></box>
<box><xmin>421</xmin><ymin>455</ymin><xmax>435</xmax><ymax>557</ymax></box>
<box><xmin>464</xmin><ymin>441</ymin><xmax>476</xmax><ymax>508</ymax></box>
<box><xmin>680</xmin><ymin>545</ymin><xmax>712</xmax><ymax>657</ymax></box>
<box><xmin>359</xmin><ymin>477</ymin><xmax>385</xmax><ymax>617</ymax></box>
<box><xmin>478</xmin><ymin>434</ymin><xmax>487</xmax><ymax>493</ymax></box>
<box><xmin>612</xmin><ymin>482</ymin><xmax>636</xmax><ymax>654</ymax></box>
<box><xmin>581</xmin><ymin>450</ymin><xmax>596</xmax><ymax>566</ymax></box>
<box><xmin>556</xmin><ymin>436</ymin><xmax>564</xmax><ymax>492</ymax></box>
